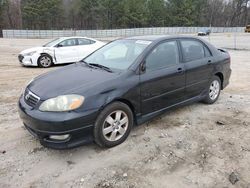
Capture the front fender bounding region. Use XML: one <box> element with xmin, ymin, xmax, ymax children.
<box><xmin>41</xmin><ymin>48</ymin><xmax>56</xmax><ymax>62</ymax></box>
<box><xmin>78</xmin><ymin>74</ymin><xmax>141</xmax><ymax>116</ymax></box>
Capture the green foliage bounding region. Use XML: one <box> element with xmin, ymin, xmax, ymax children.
<box><xmin>0</xmin><ymin>0</ymin><xmax>7</xmax><ymax>24</ymax></box>
<box><xmin>10</xmin><ymin>0</ymin><xmax>249</xmax><ymax>30</ymax></box>
<box><xmin>22</xmin><ymin>0</ymin><xmax>63</xmax><ymax>29</ymax></box>
<box><xmin>166</xmin><ymin>0</ymin><xmax>206</xmax><ymax>26</ymax></box>
<box><xmin>147</xmin><ymin>0</ymin><xmax>166</xmax><ymax>26</ymax></box>
<box><xmin>0</xmin><ymin>0</ymin><xmax>7</xmax><ymax>31</ymax></box>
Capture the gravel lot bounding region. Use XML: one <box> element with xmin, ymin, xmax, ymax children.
<box><xmin>0</xmin><ymin>34</ymin><xmax>250</xmax><ymax>188</ymax></box>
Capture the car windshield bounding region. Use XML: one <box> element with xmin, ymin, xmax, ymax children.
<box><xmin>84</xmin><ymin>39</ymin><xmax>151</xmax><ymax>70</ymax></box>
<box><xmin>43</xmin><ymin>38</ymin><xmax>61</xmax><ymax>47</ymax></box>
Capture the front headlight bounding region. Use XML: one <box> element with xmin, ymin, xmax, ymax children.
<box><xmin>39</xmin><ymin>95</ymin><xmax>84</xmax><ymax>112</ymax></box>
<box><xmin>24</xmin><ymin>51</ymin><xmax>37</xmax><ymax>56</ymax></box>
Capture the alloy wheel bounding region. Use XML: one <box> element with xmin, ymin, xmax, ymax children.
<box><xmin>209</xmin><ymin>80</ymin><xmax>220</xmax><ymax>100</ymax></box>
<box><xmin>102</xmin><ymin>110</ymin><xmax>129</xmax><ymax>142</ymax></box>
<box><xmin>40</xmin><ymin>56</ymin><xmax>51</xmax><ymax>67</ymax></box>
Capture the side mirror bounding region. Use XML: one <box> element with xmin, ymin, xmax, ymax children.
<box><xmin>140</xmin><ymin>62</ymin><xmax>146</xmax><ymax>73</ymax></box>
<box><xmin>57</xmin><ymin>44</ymin><xmax>63</xmax><ymax>48</ymax></box>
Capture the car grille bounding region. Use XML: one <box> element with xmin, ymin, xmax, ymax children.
<box><xmin>24</xmin><ymin>89</ymin><xmax>40</xmax><ymax>107</ymax></box>
<box><xmin>18</xmin><ymin>54</ymin><xmax>24</xmax><ymax>62</ymax></box>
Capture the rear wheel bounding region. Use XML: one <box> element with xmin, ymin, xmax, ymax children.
<box><xmin>38</xmin><ymin>54</ymin><xmax>53</xmax><ymax>68</ymax></box>
<box><xmin>94</xmin><ymin>102</ymin><xmax>133</xmax><ymax>148</ymax></box>
<box><xmin>203</xmin><ymin>76</ymin><xmax>221</xmax><ymax>104</ymax></box>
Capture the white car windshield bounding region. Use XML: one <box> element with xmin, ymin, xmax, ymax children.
<box><xmin>84</xmin><ymin>39</ymin><xmax>151</xmax><ymax>70</ymax></box>
<box><xmin>43</xmin><ymin>38</ymin><xmax>61</xmax><ymax>47</ymax></box>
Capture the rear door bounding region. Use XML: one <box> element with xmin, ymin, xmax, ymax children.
<box><xmin>180</xmin><ymin>39</ymin><xmax>213</xmax><ymax>98</ymax></box>
<box><xmin>140</xmin><ymin>40</ymin><xmax>186</xmax><ymax>115</ymax></box>
<box><xmin>54</xmin><ymin>38</ymin><xmax>79</xmax><ymax>63</ymax></box>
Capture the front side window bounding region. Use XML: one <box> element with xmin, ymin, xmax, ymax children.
<box><xmin>204</xmin><ymin>45</ymin><xmax>212</xmax><ymax>57</ymax></box>
<box><xmin>84</xmin><ymin>39</ymin><xmax>151</xmax><ymax>70</ymax></box>
<box><xmin>58</xmin><ymin>39</ymin><xmax>77</xmax><ymax>47</ymax></box>
<box><xmin>146</xmin><ymin>41</ymin><xmax>179</xmax><ymax>71</ymax></box>
<box><xmin>181</xmin><ymin>40</ymin><xmax>206</xmax><ymax>62</ymax></box>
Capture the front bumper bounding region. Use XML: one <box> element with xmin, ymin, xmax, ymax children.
<box><xmin>18</xmin><ymin>54</ymin><xmax>39</xmax><ymax>66</ymax></box>
<box><xmin>18</xmin><ymin>95</ymin><xmax>99</xmax><ymax>149</ymax></box>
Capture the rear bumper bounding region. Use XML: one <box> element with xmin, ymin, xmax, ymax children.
<box><xmin>222</xmin><ymin>68</ymin><xmax>232</xmax><ymax>89</ymax></box>
<box><xmin>18</xmin><ymin>95</ymin><xmax>99</xmax><ymax>149</ymax></box>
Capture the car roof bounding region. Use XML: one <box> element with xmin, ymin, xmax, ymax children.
<box><xmin>126</xmin><ymin>35</ymin><xmax>170</xmax><ymax>41</ymax></box>
<box><xmin>59</xmin><ymin>36</ymin><xmax>97</xmax><ymax>41</ymax></box>
<box><xmin>125</xmin><ymin>35</ymin><xmax>202</xmax><ymax>42</ymax></box>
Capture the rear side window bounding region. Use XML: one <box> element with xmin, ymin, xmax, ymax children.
<box><xmin>146</xmin><ymin>40</ymin><xmax>179</xmax><ymax>71</ymax></box>
<box><xmin>78</xmin><ymin>38</ymin><xmax>95</xmax><ymax>45</ymax></box>
<box><xmin>181</xmin><ymin>40</ymin><xmax>206</xmax><ymax>62</ymax></box>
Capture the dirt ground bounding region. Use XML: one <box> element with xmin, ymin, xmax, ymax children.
<box><xmin>0</xmin><ymin>34</ymin><xmax>250</xmax><ymax>188</ymax></box>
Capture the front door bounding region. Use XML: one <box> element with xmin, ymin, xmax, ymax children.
<box><xmin>55</xmin><ymin>38</ymin><xmax>79</xmax><ymax>64</ymax></box>
<box><xmin>140</xmin><ymin>40</ymin><xmax>186</xmax><ymax>115</ymax></box>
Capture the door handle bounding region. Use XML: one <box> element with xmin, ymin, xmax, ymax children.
<box><xmin>208</xmin><ymin>60</ymin><xmax>212</xmax><ymax>64</ymax></box>
<box><xmin>177</xmin><ymin>67</ymin><xmax>184</xmax><ymax>74</ymax></box>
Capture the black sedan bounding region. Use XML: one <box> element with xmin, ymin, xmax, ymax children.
<box><xmin>18</xmin><ymin>35</ymin><xmax>231</xmax><ymax>149</ymax></box>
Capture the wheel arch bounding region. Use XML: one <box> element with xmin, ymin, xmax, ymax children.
<box><xmin>214</xmin><ymin>72</ymin><xmax>224</xmax><ymax>89</ymax></box>
<box><xmin>38</xmin><ymin>53</ymin><xmax>54</xmax><ymax>64</ymax></box>
<box><xmin>100</xmin><ymin>98</ymin><xmax>137</xmax><ymax>125</ymax></box>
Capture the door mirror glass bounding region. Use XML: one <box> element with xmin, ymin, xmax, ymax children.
<box><xmin>57</xmin><ymin>44</ymin><xmax>63</xmax><ymax>48</ymax></box>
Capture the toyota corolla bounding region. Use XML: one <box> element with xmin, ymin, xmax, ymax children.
<box><xmin>18</xmin><ymin>35</ymin><xmax>231</xmax><ymax>149</ymax></box>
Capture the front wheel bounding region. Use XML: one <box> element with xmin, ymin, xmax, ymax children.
<box><xmin>94</xmin><ymin>102</ymin><xmax>134</xmax><ymax>148</ymax></box>
<box><xmin>203</xmin><ymin>76</ymin><xmax>221</xmax><ymax>104</ymax></box>
<box><xmin>38</xmin><ymin>54</ymin><xmax>53</xmax><ymax>68</ymax></box>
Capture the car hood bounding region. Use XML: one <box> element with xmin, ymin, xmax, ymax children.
<box><xmin>28</xmin><ymin>63</ymin><xmax>120</xmax><ymax>100</ymax></box>
<box><xmin>20</xmin><ymin>47</ymin><xmax>53</xmax><ymax>55</ymax></box>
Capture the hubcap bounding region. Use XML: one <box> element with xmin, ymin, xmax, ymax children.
<box><xmin>209</xmin><ymin>80</ymin><xmax>220</xmax><ymax>100</ymax></box>
<box><xmin>40</xmin><ymin>56</ymin><xmax>51</xmax><ymax>67</ymax></box>
<box><xmin>102</xmin><ymin>110</ymin><xmax>129</xmax><ymax>142</ymax></box>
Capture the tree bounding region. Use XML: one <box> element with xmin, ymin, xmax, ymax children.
<box><xmin>0</xmin><ymin>0</ymin><xmax>7</xmax><ymax>36</ymax></box>
<box><xmin>1</xmin><ymin>0</ymin><xmax>250</xmax><ymax>30</ymax></box>
<box><xmin>22</xmin><ymin>0</ymin><xmax>63</xmax><ymax>29</ymax></box>
<box><xmin>147</xmin><ymin>0</ymin><xmax>166</xmax><ymax>27</ymax></box>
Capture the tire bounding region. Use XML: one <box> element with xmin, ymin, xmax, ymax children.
<box><xmin>94</xmin><ymin>102</ymin><xmax>134</xmax><ymax>148</ymax></box>
<box><xmin>203</xmin><ymin>76</ymin><xmax>221</xmax><ymax>104</ymax></box>
<box><xmin>38</xmin><ymin>54</ymin><xmax>53</xmax><ymax>68</ymax></box>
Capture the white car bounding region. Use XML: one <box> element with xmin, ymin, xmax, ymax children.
<box><xmin>18</xmin><ymin>37</ymin><xmax>106</xmax><ymax>68</ymax></box>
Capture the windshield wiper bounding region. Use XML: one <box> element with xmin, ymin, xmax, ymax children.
<box><xmin>89</xmin><ymin>63</ymin><xmax>113</xmax><ymax>73</ymax></box>
<box><xmin>79</xmin><ymin>60</ymin><xmax>93</xmax><ymax>68</ymax></box>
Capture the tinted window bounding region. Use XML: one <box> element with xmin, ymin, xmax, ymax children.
<box><xmin>59</xmin><ymin>39</ymin><xmax>77</xmax><ymax>47</ymax></box>
<box><xmin>181</xmin><ymin>40</ymin><xmax>205</xmax><ymax>62</ymax></box>
<box><xmin>146</xmin><ymin>41</ymin><xmax>179</xmax><ymax>71</ymax></box>
<box><xmin>78</xmin><ymin>38</ymin><xmax>95</xmax><ymax>45</ymax></box>
<box><xmin>204</xmin><ymin>46</ymin><xmax>212</xmax><ymax>57</ymax></box>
